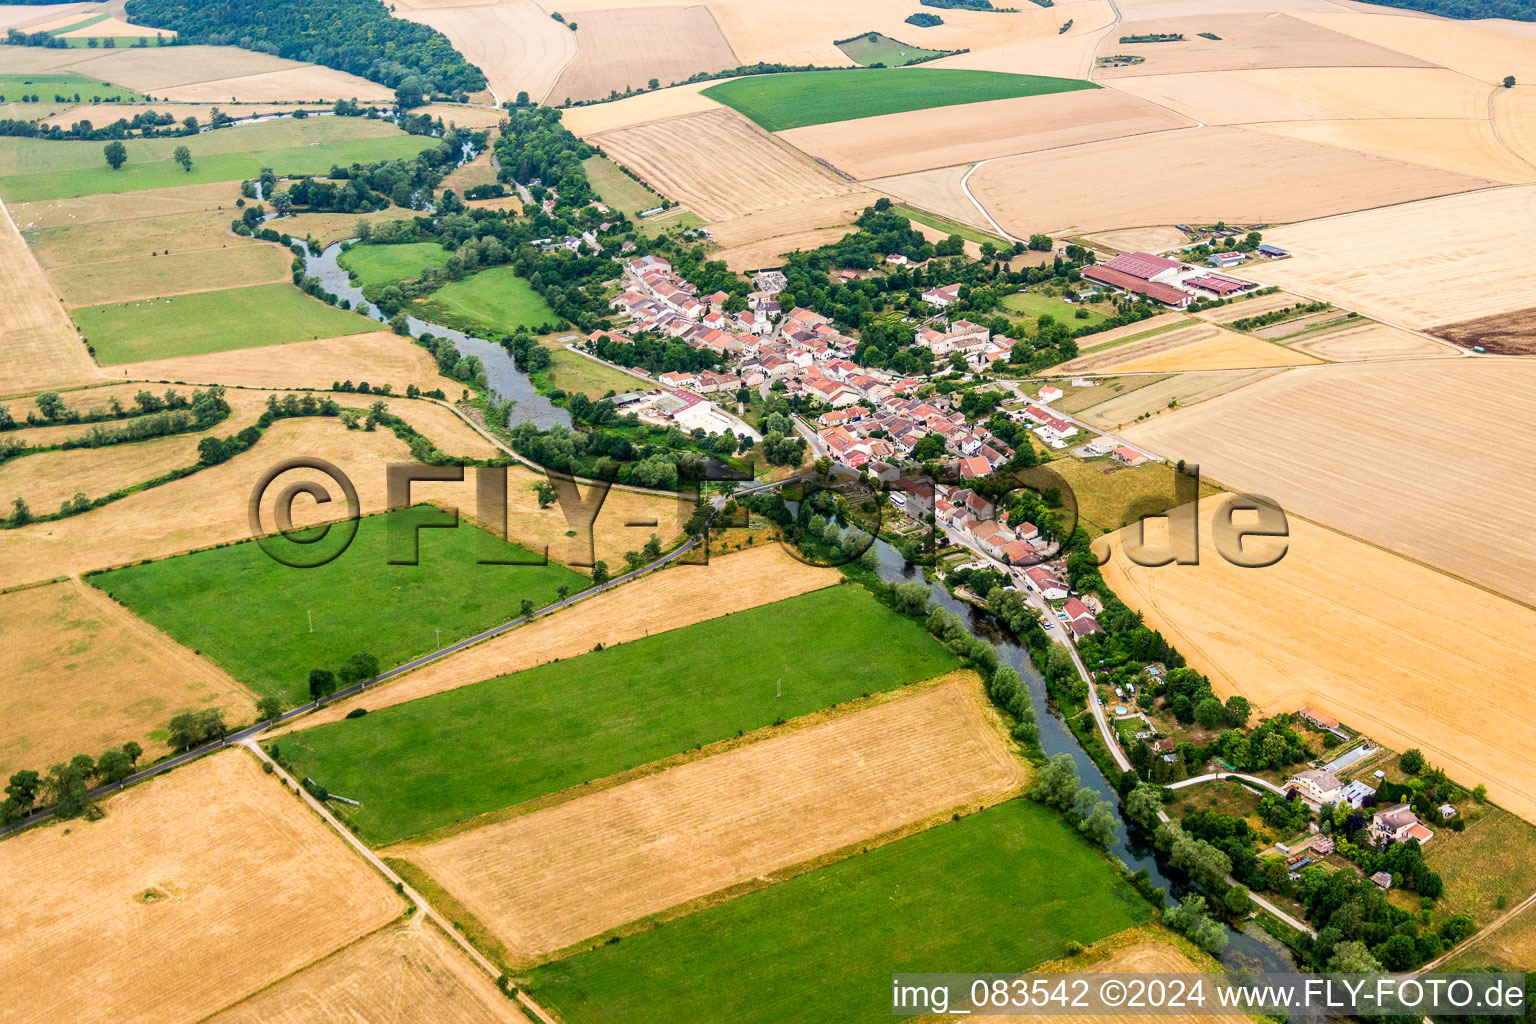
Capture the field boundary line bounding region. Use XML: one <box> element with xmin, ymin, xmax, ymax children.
<box><xmin>240</xmin><ymin>739</ymin><xmax>556</xmax><ymax>1023</ymax></box>
<box><xmin>379</xmin><ymin>667</ymin><xmax>974</xmax><ymax>850</ymax></box>
<box><xmin>1419</xmin><ymin>887</ymin><xmax>1536</xmax><ymax>973</ymax></box>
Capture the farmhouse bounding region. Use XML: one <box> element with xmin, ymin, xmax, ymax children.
<box><xmin>1023</xmin><ymin>566</ymin><xmax>1069</xmax><ymax>599</ymax></box>
<box><xmin>1112</xmin><ymin>446</ymin><xmax>1148</xmax><ymax>467</ymax></box>
<box><xmin>1081</xmin><ymin>251</ymin><xmax>1193</xmax><ymax>309</ymax></box>
<box><xmin>1288</xmin><ymin>768</ymin><xmax>1343</xmax><ymax>804</ymax></box>
<box><xmin>1371</xmin><ymin>804</ymin><xmax>1434</xmax><ymax>846</ymax></box>
<box><xmin>1038</xmin><ymin>386</ymin><xmax>1064</xmax><ymax>403</ymax></box>
<box><xmin>1207</xmin><ymin>251</ymin><xmax>1246</xmax><ymax>268</ymax></box>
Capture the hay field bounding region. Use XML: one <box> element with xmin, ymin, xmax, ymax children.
<box><xmin>26</xmin><ymin>208</ymin><xmax>250</xmax><ymax>267</ymax></box>
<box><xmin>12</xmin><ymin>180</ymin><xmax>242</xmax><ymax>230</ymax></box>
<box><xmin>966</xmin><ymin>125</ymin><xmax>1494</xmax><ymax>235</ymax></box>
<box><xmin>549</xmin><ymin>6</ymin><xmax>737</xmax><ymax>105</ymax></box>
<box><xmin>157</xmin><ymin>67</ymin><xmax>394</xmax><ymax>102</ymax></box>
<box><xmin>1259</xmin><ymin>185</ymin><xmax>1536</xmax><ymax>328</ymax></box>
<box><xmin>1054</xmin><ymin>322</ymin><xmax>1317</xmax><ymax>374</ymax></box>
<box><xmin>562</xmin><ymin>78</ymin><xmax>725</xmax><ymax>135</ymax></box>
<box><xmin>777</xmin><ymin>90</ymin><xmax>1191</xmax><ymax>181</ymax></box>
<box><xmin>399</xmin><ymin>2</ymin><xmax>576</xmax><ymax>105</ymax></box>
<box><xmin>932</xmin><ymin>0</ymin><xmax>1116</xmax><ymax>78</ymax></box>
<box><xmin>1071</xmin><ymin>368</ymin><xmax>1281</xmax><ymax>430</ymax></box>
<box><xmin>63</xmin><ymin>45</ymin><xmax>321</xmax><ymax>91</ymax></box>
<box><xmin>1253</xmin><ymin>119</ymin><xmax>1536</xmax><ymax>184</ymax></box>
<box><xmin>0</xmin><ymin>750</ymin><xmax>402</xmax><ymax>1024</ymax></box>
<box><xmin>1099</xmin><ymin>505</ymin><xmax>1536</xmax><ymax>825</ymax></box>
<box><xmin>53</xmin><ymin>245</ymin><xmax>291</xmax><ymax>306</ymax></box>
<box><xmin>868</xmin><ymin>164</ymin><xmax>993</xmax><ymax>232</ymax></box>
<box><xmin>0</xmin><ymin>198</ymin><xmax>99</xmax><ymax>397</ymax></box>
<box><xmin>1093</xmin><ymin>13</ymin><xmax>1430</xmax><ymax>79</ymax></box>
<box><xmin>1122</xmin><ymin>358</ymin><xmax>1536</xmax><ymax>606</ymax></box>
<box><xmin>0</xmin><ymin>579</ymin><xmax>253</xmax><ymax>776</ymax></box>
<box><xmin>287</xmin><ymin>544</ymin><xmax>839</xmax><ymax>730</ymax></box>
<box><xmin>208</xmin><ymin>919</ymin><xmax>529</xmax><ymax>1024</ymax></box>
<box><xmin>589</xmin><ymin>108</ymin><xmax>861</xmax><ymax>221</ymax></box>
<box><xmin>707</xmin><ymin>192</ymin><xmax>873</xmax><ymax>260</ymax></box>
<box><xmin>116</xmin><ymin>331</ymin><xmax>462</xmax><ymax>393</ymax></box>
<box><xmin>1300</xmin><ymin>11</ymin><xmax>1536</xmax><ymax>84</ymax></box>
<box><xmin>1285</xmin><ymin>320</ymin><xmax>1457</xmax><ymax>360</ymax></box>
<box><xmin>397</xmin><ymin>676</ymin><xmax>1023</xmax><ymax>958</ymax></box>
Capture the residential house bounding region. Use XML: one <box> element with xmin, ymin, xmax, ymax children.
<box><xmin>1038</xmin><ymin>386</ymin><xmax>1064</xmax><ymax>403</ymax></box>
<box><xmin>1022</xmin><ymin>566</ymin><xmax>1068</xmax><ymax>599</ymax></box>
<box><xmin>1112</xmin><ymin>446</ymin><xmax>1147</xmax><ymax>467</ymax></box>
<box><xmin>1341</xmin><ymin>779</ymin><xmax>1377</xmax><ymax>809</ymax></box>
<box><xmin>970</xmin><ymin>519</ymin><xmax>1016</xmax><ymax>559</ymax></box>
<box><xmin>922</xmin><ymin>283</ymin><xmax>962</xmax><ymax>308</ymax></box>
<box><xmin>958</xmin><ymin>455</ymin><xmax>990</xmax><ymax>479</ymax></box>
<box><xmin>1288</xmin><ymin>768</ymin><xmax>1344</xmax><ymax>805</ymax></box>
<box><xmin>1371</xmin><ymin>804</ymin><xmax>1434</xmax><ymax>846</ymax></box>
<box><xmin>657</xmin><ymin>370</ymin><xmax>699</xmax><ymax>390</ymax></box>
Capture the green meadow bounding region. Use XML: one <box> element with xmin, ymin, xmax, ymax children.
<box><xmin>338</xmin><ymin>241</ymin><xmax>451</xmax><ymax>291</ymax></box>
<box><xmin>0</xmin><ymin>72</ymin><xmax>143</xmax><ymax>103</ymax></box>
<box><xmin>703</xmin><ymin>68</ymin><xmax>1097</xmax><ymax>132</ymax></box>
<box><xmin>74</xmin><ymin>282</ymin><xmax>377</xmax><ymax>363</ymax></box>
<box><xmin>528</xmin><ymin>800</ymin><xmax>1150</xmax><ymax>1024</ymax></box>
<box><xmin>419</xmin><ymin>265</ymin><xmax>558</xmax><ymax>334</ymax></box>
<box><xmin>0</xmin><ymin>116</ymin><xmax>433</xmax><ymax>201</ymax></box>
<box><xmin>275</xmin><ymin>584</ymin><xmax>958</xmax><ymax>843</ymax></box>
<box><xmin>90</xmin><ymin>505</ymin><xmax>587</xmax><ymax>703</ymax></box>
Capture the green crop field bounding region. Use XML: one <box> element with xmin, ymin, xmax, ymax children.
<box><xmin>91</xmin><ymin>506</ymin><xmax>587</xmax><ymax>704</ymax></box>
<box><xmin>583</xmin><ymin>155</ymin><xmax>664</xmax><ymax>216</ymax></box>
<box><xmin>1003</xmin><ymin>291</ymin><xmax>1109</xmax><ymax>329</ymax></box>
<box><xmin>276</xmin><ymin>585</ymin><xmax>959</xmax><ymax>843</ymax></box>
<box><xmin>74</xmin><ymin>282</ymin><xmax>378</xmax><ymax>363</ymax></box>
<box><xmin>44</xmin><ymin>12</ymin><xmax>109</xmax><ymax>34</ymax></box>
<box><xmin>0</xmin><ymin>116</ymin><xmax>433</xmax><ymax>201</ymax></box>
<box><xmin>702</xmin><ymin>68</ymin><xmax>1097</xmax><ymax>132</ymax></box>
<box><xmin>0</xmin><ymin>72</ymin><xmax>143</xmax><ymax>103</ymax></box>
<box><xmin>528</xmin><ymin>800</ymin><xmax>1149</xmax><ymax>1024</ymax></box>
<box><xmin>338</xmin><ymin>241</ymin><xmax>451</xmax><ymax>291</ymax></box>
<box><xmin>419</xmin><ymin>265</ymin><xmax>558</xmax><ymax>334</ymax></box>
<box><xmin>836</xmin><ymin>32</ymin><xmax>950</xmax><ymax>67</ymax></box>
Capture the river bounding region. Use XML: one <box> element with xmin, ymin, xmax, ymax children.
<box><xmin>299</xmin><ymin>240</ymin><xmax>570</xmax><ymax>430</ymax></box>
<box><xmin>864</xmin><ymin>534</ymin><xmax>1299</xmax><ymax>974</ymax></box>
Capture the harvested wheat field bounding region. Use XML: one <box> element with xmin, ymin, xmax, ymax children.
<box><xmin>52</xmin><ymin>245</ymin><xmax>291</xmax><ymax>306</ymax></box>
<box><xmin>3</xmin><ymin>426</ymin><xmax>220</xmax><ymax>511</ymax></box>
<box><xmin>1493</xmin><ymin>88</ymin><xmax>1536</xmax><ymax>169</ymax></box>
<box><xmin>1259</xmin><ymin>186</ymin><xmax>1536</xmax><ymax>328</ymax></box>
<box><xmin>0</xmin><ymin>199</ymin><xmax>99</xmax><ymax>397</ymax></box>
<box><xmin>778</xmin><ymin>90</ymin><xmax>1192</xmax><ymax>181</ymax></box>
<box><xmin>414</xmin><ymin>103</ymin><xmax>507</xmax><ymax>129</ymax></box>
<box><xmin>1084</xmin><ymin>225</ymin><xmax>1189</xmax><ymax>254</ymax></box>
<box><xmin>1253</xmin><ymin>119</ymin><xmax>1536</xmax><ymax>184</ymax></box>
<box><xmin>1055</xmin><ymin>322</ymin><xmax>1317</xmax><ymax>374</ymax></box>
<box><xmin>717</xmin><ymin>227</ymin><xmax>859</xmax><ymax>271</ymax></box>
<box><xmin>399</xmin><ymin>2</ymin><xmax>576</xmax><ymax>105</ymax></box>
<box><xmin>988</xmin><ymin>935</ymin><xmax>1244</xmax><ymax>1023</ymax></box>
<box><xmin>0</xmin><ymin>579</ymin><xmax>253</xmax><ymax>776</ymax></box>
<box><xmin>549</xmin><ymin>6</ymin><xmax>737</xmax><ymax>105</ymax></box>
<box><xmin>1191</xmin><ymin>289</ymin><xmax>1311</xmax><ymax>324</ymax></box>
<box><xmin>1286</xmin><ymin>320</ymin><xmax>1456</xmax><ymax>360</ymax></box>
<box><xmin>1122</xmin><ymin>358</ymin><xmax>1536</xmax><ymax>607</ymax></box>
<box><xmin>207</xmin><ymin>919</ymin><xmax>529</xmax><ymax>1024</ymax></box>
<box><xmin>1071</xmin><ymin>368</ymin><xmax>1281</xmax><ymax>430</ymax></box>
<box><xmin>58</xmin><ymin>15</ymin><xmax>173</xmax><ymax>38</ymax></box>
<box><xmin>1300</xmin><ymin>11</ymin><xmax>1536</xmax><ymax>85</ymax></box>
<box><xmin>116</xmin><ymin>331</ymin><xmax>462</xmax><ymax>393</ymax></box>
<box><xmin>708</xmin><ymin>193</ymin><xmax>875</xmax><ymax>248</ymax></box>
<box><xmin>0</xmin><ymin>750</ymin><xmax>402</xmax><ymax>1024</ymax></box>
<box><xmin>155</xmin><ymin>66</ymin><xmax>394</xmax><ymax>103</ymax></box>
<box><xmin>590</xmin><ymin>108</ymin><xmax>861</xmax><ymax>221</ymax></box>
<box><xmin>967</xmin><ymin>125</ymin><xmax>1495</xmax><ymax>236</ymax></box>
<box><xmin>0</xmin><ymin>2</ymin><xmax>97</xmax><ymax>30</ymax></box>
<box><xmin>562</xmin><ymin>78</ymin><xmax>725</xmax><ymax>136</ymax></box>
<box><xmin>1093</xmin><ymin>13</ymin><xmax>1430</xmax><ymax>79</ymax></box>
<box><xmin>287</xmin><ymin>544</ymin><xmax>838</xmax><ymax>730</ymax></box>
<box><xmin>396</xmin><ymin>675</ymin><xmax>1024</xmax><ymax>958</ymax></box>
<box><xmin>64</xmin><ymin>45</ymin><xmax>317</xmax><ymax>92</ymax></box>
<box><xmin>932</xmin><ymin>0</ymin><xmax>1116</xmax><ymax>77</ymax></box>
<box><xmin>868</xmin><ymin>164</ymin><xmax>995</xmax><ymax>232</ymax></box>
<box><xmin>1099</xmin><ymin>505</ymin><xmax>1536</xmax><ymax>825</ymax></box>
<box><xmin>1074</xmin><ymin>311</ymin><xmax>1189</xmax><ymax>351</ymax></box>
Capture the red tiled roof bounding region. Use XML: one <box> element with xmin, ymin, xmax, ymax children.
<box><xmin>1102</xmin><ymin>251</ymin><xmax>1182</xmax><ymax>280</ymax></box>
<box><xmin>1082</xmin><ymin>265</ymin><xmax>1190</xmax><ymax>307</ymax></box>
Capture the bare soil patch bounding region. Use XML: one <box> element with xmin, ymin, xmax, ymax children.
<box><xmin>1122</xmin><ymin>357</ymin><xmax>1536</xmax><ymax>607</ymax></box>
<box><xmin>207</xmin><ymin>918</ymin><xmax>529</xmax><ymax>1024</ymax></box>
<box><xmin>0</xmin><ymin>750</ymin><xmax>402</xmax><ymax>1024</ymax></box>
<box><xmin>779</xmin><ymin>89</ymin><xmax>1192</xmax><ymax>181</ymax></box>
<box><xmin>0</xmin><ymin>579</ymin><xmax>254</xmax><ymax>776</ymax></box>
<box><xmin>1434</xmin><ymin>307</ymin><xmax>1536</xmax><ymax>353</ymax></box>
<box><xmin>549</xmin><ymin>6</ymin><xmax>737</xmax><ymax>105</ymax></box>
<box><xmin>285</xmin><ymin>544</ymin><xmax>839</xmax><ymax>730</ymax></box>
<box><xmin>590</xmin><ymin>107</ymin><xmax>862</xmax><ymax>221</ymax></box>
<box><xmin>1100</xmin><ymin>506</ymin><xmax>1536</xmax><ymax>826</ymax></box>
<box><xmin>398</xmin><ymin>2</ymin><xmax>577</xmax><ymax>104</ymax></box>
<box><xmin>967</xmin><ymin>125</ymin><xmax>1495</xmax><ymax>235</ymax></box>
<box><xmin>1094</xmin><ymin>13</ymin><xmax>1430</xmax><ymax>79</ymax></box>
<box><xmin>396</xmin><ymin>676</ymin><xmax>1023</xmax><ymax>958</ymax></box>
